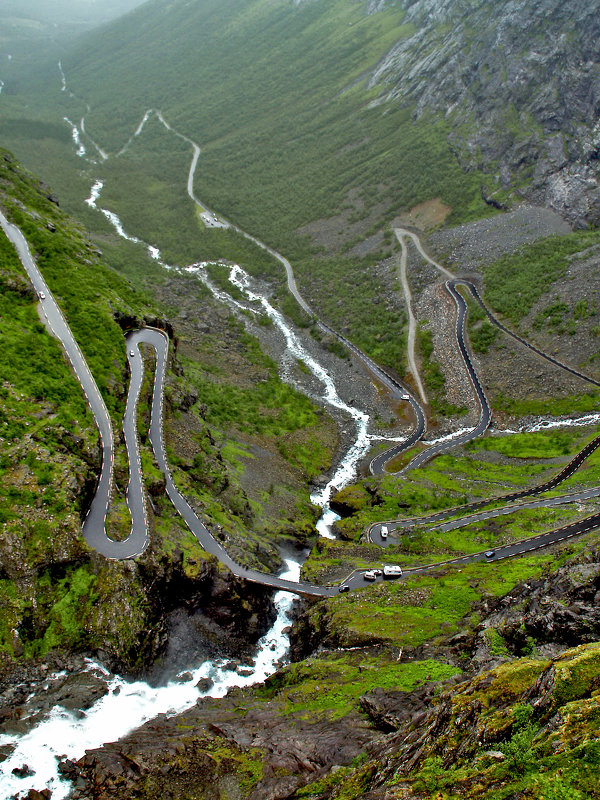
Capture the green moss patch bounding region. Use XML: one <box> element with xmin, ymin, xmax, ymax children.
<box><xmin>259</xmin><ymin>649</ymin><xmax>460</xmax><ymax>720</ymax></box>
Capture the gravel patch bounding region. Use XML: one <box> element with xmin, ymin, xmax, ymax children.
<box><xmin>428</xmin><ymin>204</ymin><xmax>571</xmax><ymax>276</ymax></box>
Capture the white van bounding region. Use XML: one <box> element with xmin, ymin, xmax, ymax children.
<box><xmin>383</xmin><ymin>565</ymin><xmax>403</xmax><ymax>578</ymax></box>
<box><xmin>380</xmin><ymin>525</ymin><xmax>388</xmax><ymax>539</ymax></box>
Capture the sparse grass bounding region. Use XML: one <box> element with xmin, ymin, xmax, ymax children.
<box><xmin>258</xmin><ymin>650</ymin><xmax>460</xmax><ymax>719</ymax></box>
<box><xmin>484</xmin><ymin>230</ymin><xmax>600</xmax><ymax>322</ymax></box>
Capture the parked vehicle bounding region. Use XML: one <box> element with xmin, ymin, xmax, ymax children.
<box><xmin>381</xmin><ymin>525</ymin><xmax>388</xmax><ymax>539</ymax></box>
<box><xmin>383</xmin><ymin>565</ymin><xmax>403</xmax><ymax>578</ymax></box>
<box><xmin>363</xmin><ymin>570</ymin><xmax>378</xmax><ymax>581</ymax></box>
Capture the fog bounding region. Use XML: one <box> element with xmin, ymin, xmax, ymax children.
<box><xmin>0</xmin><ymin>0</ymin><xmax>147</xmax><ymax>27</ymax></box>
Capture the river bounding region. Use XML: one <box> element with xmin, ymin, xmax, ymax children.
<box><xmin>0</xmin><ymin>170</ymin><xmax>404</xmax><ymax>796</ymax></box>
<box><xmin>0</xmin><ymin>560</ymin><xmax>301</xmax><ymax>799</ymax></box>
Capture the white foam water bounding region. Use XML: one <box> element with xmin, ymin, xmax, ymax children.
<box><xmin>85</xmin><ymin>179</ymin><xmax>164</xmax><ymax>262</ymax></box>
<box><xmin>58</xmin><ymin>60</ymin><xmax>66</xmax><ymax>92</ymax></box>
<box><xmin>424</xmin><ymin>426</ymin><xmax>476</xmax><ymax>446</ymax></box>
<box><xmin>523</xmin><ymin>413</ymin><xmax>600</xmax><ymax>433</ymax></box>
<box><xmin>0</xmin><ymin>560</ymin><xmax>301</xmax><ymax>799</ymax></box>
<box><xmin>63</xmin><ymin>117</ymin><xmax>86</xmax><ymax>158</ymax></box>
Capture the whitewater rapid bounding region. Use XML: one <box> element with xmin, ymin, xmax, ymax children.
<box><xmin>0</xmin><ymin>560</ymin><xmax>301</xmax><ymax>799</ymax></box>
<box><xmin>190</xmin><ymin>262</ymin><xmax>389</xmax><ymax>538</ymax></box>
<box><xmin>82</xmin><ymin>175</ymin><xmax>403</xmax><ymax>538</ymax></box>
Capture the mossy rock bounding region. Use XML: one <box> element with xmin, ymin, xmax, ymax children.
<box><xmin>551</xmin><ymin>642</ymin><xmax>600</xmax><ymax>707</ymax></box>
<box><xmin>330</xmin><ymin>484</ymin><xmax>372</xmax><ymax>517</ymax></box>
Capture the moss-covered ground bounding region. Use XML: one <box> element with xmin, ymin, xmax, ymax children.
<box><xmin>257</xmin><ymin>649</ymin><xmax>460</xmax><ymax>720</ymax></box>
<box><xmin>303</xmin><ymin>545</ymin><xmax>587</xmax><ymax>651</ymax></box>
<box><xmin>333</xmin><ymin>424</ymin><xmax>600</xmax><ymax>547</ymax></box>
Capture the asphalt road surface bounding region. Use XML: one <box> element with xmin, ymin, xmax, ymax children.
<box><xmin>0</xmin><ymin>210</ymin><xmax>115</xmax><ymax>555</ymax></box>
<box><xmin>4</xmin><ymin>212</ymin><xmax>600</xmax><ymax>597</ymax></box>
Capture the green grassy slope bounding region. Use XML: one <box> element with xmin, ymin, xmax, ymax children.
<box><xmin>62</xmin><ymin>0</ymin><xmax>491</xmax><ymax>242</ymax></box>
<box><xmin>0</xmin><ymin>1</ymin><xmax>491</xmax><ymax>258</ymax></box>
<box><xmin>0</xmin><ymin>149</ymin><xmax>338</xmax><ymax>670</ymax></box>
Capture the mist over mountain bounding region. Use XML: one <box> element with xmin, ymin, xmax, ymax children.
<box><xmin>0</xmin><ymin>0</ymin><xmax>146</xmax><ymax>26</ymax></box>
<box><xmin>43</xmin><ymin>0</ymin><xmax>600</xmax><ymax>230</ymax></box>
<box><xmin>0</xmin><ymin>0</ymin><xmax>148</xmax><ymax>67</ymax></box>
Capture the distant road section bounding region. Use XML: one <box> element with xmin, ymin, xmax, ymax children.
<box><xmin>0</xmin><ymin>209</ymin><xmax>115</xmax><ymax>553</ymax></box>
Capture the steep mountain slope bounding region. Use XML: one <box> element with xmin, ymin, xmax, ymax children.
<box><xmin>55</xmin><ymin>539</ymin><xmax>600</xmax><ymax>799</ymax></box>
<box><xmin>371</xmin><ymin>0</ymin><xmax>600</xmax><ymax>227</ymax></box>
<box><xmin>7</xmin><ymin>0</ymin><xmax>599</xmax><ymax>237</ymax></box>
<box><xmin>0</xmin><ymin>149</ymin><xmax>337</xmax><ymax>676</ymax></box>
<box><xmin>1</xmin><ymin>0</ymin><xmax>492</xmax><ymax>248</ymax></box>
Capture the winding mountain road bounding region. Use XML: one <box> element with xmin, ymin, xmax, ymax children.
<box><xmin>4</xmin><ymin>102</ymin><xmax>600</xmax><ymax>595</ymax></box>
<box><xmin>127</xmin><ymin>328</ymin><xmax>336</xmax><ymax>597</ymax></box>
<box><xmin>399</xmin><ymin>280</ymin><xmax>492</xmax><ymax>472</ymax></box>
<box><xmin>0</xmin><ymin>210</ymin><xmax>115</xmax><ymax>555</ymax></box>
<box><xmin>373</xmin><ymin>226</ymin><xmax>600</xmax><ymax>475</ymax></box>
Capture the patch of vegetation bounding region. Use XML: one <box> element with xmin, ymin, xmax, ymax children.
<box><xmin>467</xmin><ymin>427</ymin><xmax>596</xmax><ymax>460</ymax></box>
<box><xmin>259</xmin><ymin>649</ymin><xmax>460</xmax><ymax>720</ymax></box>
<box><xmin>493</xmin><ymin>389</ymin><xmax>600</xmax><ymax>417</ymax></box>
<box><xmin>484</xmin><ymin>230</ymin><xmax>600</xmax><ymax>322</ymax></box>
<box><xmin>417</xmin><ymin>324</ymin><xmax>467</xmax><ymax>417</ymax></box>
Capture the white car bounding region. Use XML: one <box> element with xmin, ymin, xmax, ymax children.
<box><xmin>383</xmin><ymin>565</ymin><xmax>403</xmax><ymax>578</ymax></box>
<box><xmin>129</xmin><ymin>350</ymin><xmax>135</xmax><ymax>357</ymax></box>
<box><xmin>38</xmin><ymin>291</ymin><xmax>46</xmax><ymax>300</ymax></box>
<box><xmin>381</xmin><ymin>525</ymin><xmax>388</xmax><ymax>539</ymax></box>
<box><xmin>363</xmin><ymin>570</ymin><xmax>378</xmax><ymax>581</ymax></box>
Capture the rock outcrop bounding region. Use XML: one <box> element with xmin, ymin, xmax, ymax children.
<box><xmin>65</xmin><ymin>688</ymin><xmax>378</xmax><ymax>800</ymax></box>
<box><xmin>369</xmin><ymin>0</ymin><xmax>600</xmax><ymax>226</ymax></box>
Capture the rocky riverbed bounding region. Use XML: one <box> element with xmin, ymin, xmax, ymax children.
<box><xmin>21</xmin><ymin>541</ymin><xmax>600</xmax><ymax>800</ymax></box>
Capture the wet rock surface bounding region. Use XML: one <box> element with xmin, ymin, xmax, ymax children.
<box><xmin>65</xmin><ymin>688</ymin><xmax>379</xmax><ymax>800</ymax></box>
<box><xmin>0</xmin><ymin>656</ymin><xmax>111</xmax><ymax>737</ymax></box>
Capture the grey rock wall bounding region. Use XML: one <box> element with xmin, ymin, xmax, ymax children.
<box><xmin>368</xmin><ymin>0</ymin><xmax>600</xmax><ymax>226</ymax></box>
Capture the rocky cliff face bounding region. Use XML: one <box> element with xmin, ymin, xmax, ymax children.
<box><xmin>53</xmin><ymin>541</ymin><xmax>600</xmax><ymax>800</ymax></box>
<box><xmin>369</xmin><ymin>0</ymin><xmax>600</xmax><ymax>226</ymax></box>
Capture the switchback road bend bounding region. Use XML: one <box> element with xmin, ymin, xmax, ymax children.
<box><xmin>4</xmin><ymin>213</ymin><xmax>600</xmax><ymax>596</ymax></box>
